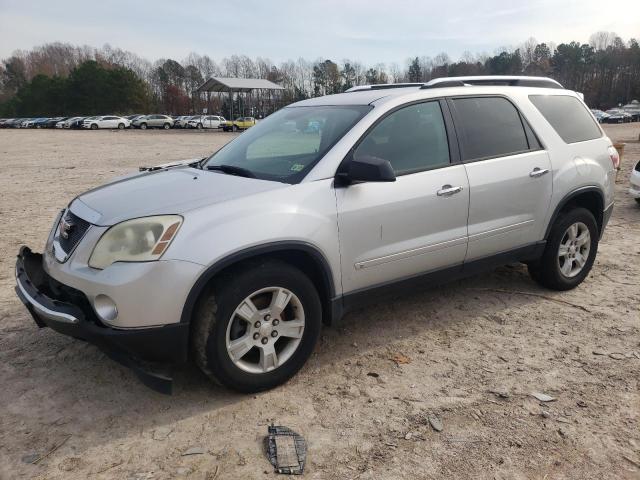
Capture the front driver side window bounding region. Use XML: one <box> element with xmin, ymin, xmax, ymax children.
<box><xmin>354</xmin><ymin>101</ymin><xmax>450</xmax><ymax>175</ymax></box>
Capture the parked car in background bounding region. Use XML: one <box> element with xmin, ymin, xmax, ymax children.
<box><xmin>590</xmin><ymin>109</ymin><xmax>610</xmax><ymax>123</ymax></box>
<box><xmin>134</xmin><ymin>114</ymin><xmax>175</xmax><ymax>130</ymax></box>
<box><xmin>630</xmin><ymin>160</ymin><xmax>640</xmax><ymax>205</ymax></box>
<box><xmin>33</xmin><ymin>118</ymin><xmax>51</xmax><ymax>128</ymax></box>
<box><xmin>0</xmin><ymin>118</ymin><xmax>14</xmax><ymax>128</ymax></box>
<box><xmin>604</xmin><ymin>109</ymin><xmax>632</xmax><ymax>123</ymax></box>
<box><xmin>43</xmin><ymin>117</ymin><xmax>67</xmax><ymax>128</ymax></box>
<box><xmin>221</xmin><ymin>116</ymin><xmax>256</xmax><ymax>131</ymax></box>
<box><xmin>622</xmin><ymin>100</ymin><xmax>640</xmax><ymax>122</ymax></box>
<box><xmin>187</xmin><ymin>115</ymin><xmax>226</xmax><ymax>129</ymax></box>
<box><xmin>83</xmin><ymin>116</ymin><xmax>131</xmax><ymax>130</ymax></box>
<box><xmin>66</xmin><ymin>117</ymin><xmax>87</xmax><ymax>129</ymax></box>
<box><xmin>22</xmin><ymin>118</ymin><xmax>44</xmax><ymax>128</ymax></box>
<box><xmin>173</xmin><ymin>116</ymin><xmax>193</xmax><ymax>128</ymax></box>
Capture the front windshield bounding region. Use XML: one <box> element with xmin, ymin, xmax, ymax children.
<box><xmin>204</xmin><ymin>105</ymin><xmax>371</xmax><ymax>183</ymax></box>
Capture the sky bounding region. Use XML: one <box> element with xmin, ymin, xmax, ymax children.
<box><xmin>1</xmin><ymin>0</ymin><xmax>639</xmax><ymax>65</ymax></box>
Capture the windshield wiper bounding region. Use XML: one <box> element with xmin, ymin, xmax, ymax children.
<box><xmin>206</xmin><ymin>164</ymin><xmax>256</xmax><ymax>178</ymax></box>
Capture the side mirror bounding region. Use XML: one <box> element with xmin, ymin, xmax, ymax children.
<box><xmin>337</xmin><ymin>154</ymin><xmax>396</xmax><ymax>185</ymax></box>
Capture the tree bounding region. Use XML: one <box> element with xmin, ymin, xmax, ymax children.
<box><xmin>407</xmin><ymin>57</ymin><xmax>421</xmax><ymax>82</ymax></box>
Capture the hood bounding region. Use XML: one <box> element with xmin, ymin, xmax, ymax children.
<box><xmin>72</xmin><ymin>166</ymin><xmax>286</xmax><ymax>226</ymax></box>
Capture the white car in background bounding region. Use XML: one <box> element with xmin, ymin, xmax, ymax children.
<box><xmin>173</xmin><ymin>116</ymin><xmax>193</xmax><ymax>128</ymax></box>
<box><xmin>187</xmin><ymin>115</ymin><xmax>226</xmax><ymax>129</ymax></box>
<box><xmin>83</xmin><ymin>116</ymin><xmax>131</xmax><ymax>130</ymax></box>
<box><xmin>630</xmin><ymin>160</ymin><xmax>640</xmax><ymax>205</ymax></box>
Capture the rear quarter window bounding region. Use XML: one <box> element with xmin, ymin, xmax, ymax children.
<box><xmin>529</xmin><ymin>95</ymin><xmax>602</xmax><ymax>144</ymax></box>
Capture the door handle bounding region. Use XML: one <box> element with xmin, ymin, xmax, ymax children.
<box><xmin>437</xmin><ymin>185</ymin><xmax>464</xmax><ymax>196</ymax></box>
<box><xmin>529</xmin><ymin>167</ymin><xmax>549</xmax><ymax>178</ymax></box>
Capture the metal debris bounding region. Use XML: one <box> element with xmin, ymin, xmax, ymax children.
<box><xmin>266</xmin><ymin>425</ymin><xmax>306</xmax><ymax>475</ymax></box>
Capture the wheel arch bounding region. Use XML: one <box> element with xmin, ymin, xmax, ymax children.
<box><xmin>544</xmin><ymin>186</ymin><xmax>605</xmax><ymax>239</ymax></box>
<box><xmin>180</xmin><ymin>241</ymin><xmax>337</xmax><ymax>328</ymax></box>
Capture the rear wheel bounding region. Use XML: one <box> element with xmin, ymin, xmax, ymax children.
<box><xmin>528</xmin><ymin>207</ymin><xmax>598</xmax><ymax>290</ymax></box>
<box><xmin>118</xmin><ymin>123</ymin><xmax>125</xmax><ymax>130</ymax></box>
<box><xmin>192</xmin><ymin>260</ymin><xmax>321</xmax><ymax>392</ymax></box>
<box><xmin>197</xmin><ymin>123</ymin><xmax>203</xmax><ymax>130</ymax></box>
<box><xmin>140</xmin><ymin>123</ymin><xmax>147</xmax><ymax>130</ymax></box>
<box><xmin>163</xmin><ymin>123</ymin><xmax>170</xmax><ymax>129</ymax></box>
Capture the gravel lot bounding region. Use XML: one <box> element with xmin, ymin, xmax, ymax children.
<box><xmin>0</xmin><ymin>125</ymin><xmax>638</xmax><ymax>479</ymax></box>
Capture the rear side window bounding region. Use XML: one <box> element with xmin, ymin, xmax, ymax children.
<box><xmin>529</xmin><ymin>95</ymin><xmax>601</xmax><ymax>143</ymax></box>
<box><xmin>452</xmin><ymin>97</ymin><xmax>530</xmax><ymax>161</ymax></box>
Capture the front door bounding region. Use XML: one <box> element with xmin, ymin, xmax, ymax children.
<box><xmin>336</xmin><ymin>100</ymin><xmax>470</xmax><ymax>294</ymax></box>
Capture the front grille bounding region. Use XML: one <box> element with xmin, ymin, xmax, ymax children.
<box><xmin>58</xmin><ymin>210</ymin><xmax>91</xmax><ymax>254</ymax></box>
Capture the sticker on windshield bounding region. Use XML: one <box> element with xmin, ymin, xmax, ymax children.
<box><xmin>290</xmin><ymin>164</ymin><xmax>304</xmax><ymax>172</ymax></box>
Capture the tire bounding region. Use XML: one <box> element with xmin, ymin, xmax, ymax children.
<box><xmin>140</xmin><ymin>123</ymin><xmax>147</xmax><ymax>130</ymax></box>
<box><xmin>197</xmin><ymin>123</ymin><xmax>203</xmax><ymax>130</ymax></box>
<box><xmin>528</xmin><ymin>207</ymin><xmax>598</xmax><ymax>291</ymax></box>
<box><xmin>118</xmin><ymin>123</ymin><xmax>125</xmax><ymax>130</ymax></box>
<box><xmin>191</xmin><ymin>260</ymin><xmax>322</xmax><ymax>393</ymax></box>
<box><xmin>91</xmin><ymin>124</ymin><xmax>98</xmax><ymax>130</ymax></box>
<box><xmin>163</xmin><ymin>123</ymin><xmax>170</xmax><ymax>130</ymax></box>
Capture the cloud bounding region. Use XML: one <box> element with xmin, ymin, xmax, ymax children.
<box><xmin>0</xmin><ymin>0</ymin><xmax>638</xmax><ymax>64</ymax></box>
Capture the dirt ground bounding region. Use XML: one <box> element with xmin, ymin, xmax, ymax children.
<box><xmin>0</xmin><ymin>125</ymin><xmax>638</xmax><ymax>480</ymax></box>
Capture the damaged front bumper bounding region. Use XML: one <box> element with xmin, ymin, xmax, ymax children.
<box><xmin>14</xmin><ymin>246</ymin><xmax>189</xmax><ymax>394</ymax></box>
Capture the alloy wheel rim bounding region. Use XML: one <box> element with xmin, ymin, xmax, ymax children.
<box><xmin>225</xmin><ymin>286</ymin><xmax>305</xmax><ymax>374</ymax></box>
<box><xmin>557</xmin><ymin>222</ymin><xmax>590</xmax><ymax>278</ymax></box>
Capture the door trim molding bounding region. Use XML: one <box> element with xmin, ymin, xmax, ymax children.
<box><xmin>354</xmin><ymin>236</ymin><xmax>467</xmax><ymax>270</ymax></box>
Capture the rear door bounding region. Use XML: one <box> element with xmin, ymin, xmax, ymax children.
<box><xmin>448</xmin><ymin>96</ymin><xmax>552</xmax><ymax>261</ymax></box>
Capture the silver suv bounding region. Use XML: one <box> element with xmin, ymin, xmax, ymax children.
<box><xmin>15</xmin><ymin>76</ymin><xmax>617</xmax><ymax>393</ymax></box>
<box><xmin>133</xmin><ymin>114</ymin><xmax>175</xmax><ymax>129</ymax></box>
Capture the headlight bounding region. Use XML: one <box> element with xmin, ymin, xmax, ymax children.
<box><xmin>89</xmin><ymin>215</ymin><xmax>182</xmax><ymax>269</ymax></box>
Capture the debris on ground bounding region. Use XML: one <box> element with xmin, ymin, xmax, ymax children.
<box><xmin>531</xmin><ymin>392</ymin><xmax>556</xmax><ymax>402</ymax></box>
<box><xmin>391</xmin><ymin>353</ymin><xmax>411</xmax><ymax>365</ymax></box>
<box><xmin>489</xmin><ymin>389</ymin><xmax>510</xmax><ymax>399</ymax></box>
<box><xmin>366</xmin><ymin>372</ymin><xmax>379</xmax><ymax>378</ymax></box>
<box><xmin>428</xmin><ymin>414</ymin><xmax>443</xmax><ymax>432</ymax></box>
<box><xmin>181</xmin><ymin>446</ymin><xmax>205</xmax><ymax>456</ymax></box>
<box><xmin>266</xmin><ymin>425</ymin><xmax>306</xmax><ymax>475</ymax></box>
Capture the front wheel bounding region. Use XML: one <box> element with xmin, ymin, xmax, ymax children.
<box><xmin>118</xmin><ymin>123</ymin><xmax>125</xmax><ymax>130</ymax></box>
<box><xmin>163</xmin><ymin>123</ymin><xmax>170</xmax><ymax>130</ymax></box>
<box><xmin>192</xmin><ymin>260</ymin><xmax>322</xmax><ymax>392</ymax></box>
<box><xmin>197</xmin><ymin>123</ymin><xmax>203</xmax><ymax>130</ymax></box>
<box><xmin>140</xmin><ymin>123</ymin><xmax>147</xmax><ymax>130</ymax></box>
<box><xmin>528</xmin><ymin>207</ymin><xmax>598</xmax><ymax>290</ymax></box>
<box><xmin>91</xmin><ymin>123</ymin><xmax>98</xmax><ymax>130</ymax></box>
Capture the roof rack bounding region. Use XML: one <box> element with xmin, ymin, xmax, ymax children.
<box><xmin>345</xmin><ymin>83</ymin><xmax>424</xmax><ymax>92</ymax></box>
<box><xmin>422</xmin><ymin>76</ymin><xmax>563</xmax><ymax>89</ymax></box>
<box><xmin>345</xmin><ymin>76</ymin><xmax>564</xmax><ymax>93</ymax></box>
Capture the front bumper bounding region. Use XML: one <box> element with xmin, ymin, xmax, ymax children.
<box><xmin>15</xmin><ymin>246</ymin><xmax>190</xmax><ymax>393</ymax></box>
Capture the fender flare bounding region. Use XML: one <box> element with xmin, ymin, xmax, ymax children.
<box><xmin>544</xmin><ymin>185</ymin><xmax>605</xmax><ymax>239</ymax></box>
<box><xmin>179</xmin><ymin>241</ymin><xmax>336</xmax><ymax>325</ymax></box>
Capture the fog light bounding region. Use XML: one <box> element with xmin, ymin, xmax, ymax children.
<box><xmin>94</xmin><ymin>294</ymin><xmax>118</xmax><ymax>322</ymax></box>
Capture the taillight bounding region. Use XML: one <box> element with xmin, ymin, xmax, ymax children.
<box><xmin>607</xmin><ymin>145</ymin><xmax>620</xmax><ymax>169</ymax></box>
